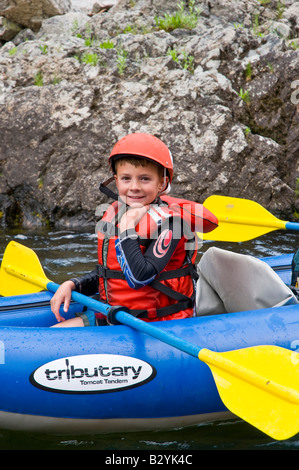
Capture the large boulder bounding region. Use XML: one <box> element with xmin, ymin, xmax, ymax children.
<box><xmin>0</xmin><ymin>0</ymin><xmax>298</xmax><ymax>228</ymax></box>
<box><xmin>0</xmin><ymin>0</ymin><xmax>71</xmax><ymax>31</ymax></box>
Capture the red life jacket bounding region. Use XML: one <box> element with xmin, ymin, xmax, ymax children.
<box><xmin>96</xmin><ymin>196</ymin><xmax>218</xmax><ymax>322</ymax></box>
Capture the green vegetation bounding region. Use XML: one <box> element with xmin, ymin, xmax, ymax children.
<box><xmin>99</xmin><ymin>39</ymin><xmax>114</xmax><ymax>49</ymax></box>
<box><xmin>257</xmin><ymin>0</ymin><xmax>271</xmax><ymax>5</ymax></box>
<box><xmin>290</xmin><ymin>41</ymin><xmax>299</xmax><ymax>50</ymax></box>
<box><xmin>233</xmin><ymin>23</ymin><xmax>244</xmax><ymax>29</ymax></box>
<box><xmin>267</xmin><ymin>62</ymin><xmax>274</xmax><ymax>73</ymax></box>
<box><xmin>155</xmin><ymin>1</ymin><xmax>201</xmax><ymax>32</ymax></box>
<box><xmin>256</xmin><ymin>0</ymin><xmax>285</xmax><ymax>19</ymax></box>
<box><xmin>81</xmin><ymin>52</ymin><xmax>99</xmax><ymax>66</ymax></box>
<box><xmin>245</xmin><ymin>62</ymin><xmax>252</xmax><ymax>81</ymax></box>
<box><xmin>276</xmin><ymin>1</ymin><xmax>285</xmax><ymax>19</ymax></box>
<box><xmin>38</xmin><ymin>177</ymin><xmax>44</xmax><ymax>189</ymax></box>
<box><xmin>238</xmin><ymin>88</ymin><xmax>250</xmax><ymax>104</ymax></box>
<box><xmin>244</xmin><ymin>127</ymin><xmax>251</xmax><ymax>137</ymax></box>
<box><xmin>70</xmin><ymin>2</ymin><xmax>202</xmax><ymax>76</ymax></box>
<box><xmin>40</xmin><ymin>44</ymin><xmax>48</xmax><ymax>54</ymax></box>
<box><xmin>167</xmin><ymin>48</ymin><xmax>194</xmax><ymax>73</ymax></box>
<box><xmin>70</xmin><ymin>1</ymin><xmax>202</xmax><ymax>77</ymax></box>
<box><xmin>122</xmin><ymin>24</ymin><xmax>140</xmax><ymax>34</ymax></box>
<box><xmin>252</xmin><ymin>12</ymin><xmax>264</xmax><ymax>37</ymax></box>
<box><xmin>117</xmin><ymin>48</ymin><xmax>128</xmax><ymax>75</ymax></box>
<box><xmin>8</xmin><ymin>46</ymin><xmax>17</xmax><ymax>56</ymax></box>
<box><xmin>34</xmin><ymin>71</ymin><xmax>43</xmax><ymax>86</ymax></box>
<box><xmin>52</xmin><ymin>74</ymin><xmax>62</xmax><ymax>85</ymax></box>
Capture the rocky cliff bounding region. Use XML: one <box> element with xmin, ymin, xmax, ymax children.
<box><xmin>0</xmin><ymin>0</ymin><xmax>298</xmax><ymax>229</ymax></box>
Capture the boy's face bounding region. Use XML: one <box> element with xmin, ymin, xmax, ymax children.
<box><xmin>115</xmin><ymin>161</ymin><xmax>166</xmax><ymax>207</ymax></box>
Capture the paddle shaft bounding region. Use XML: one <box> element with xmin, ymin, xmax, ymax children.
<box><xmin>285</xmin><ymin>222</ymin><xmax>299</xmax><ymax>231</ymax></box>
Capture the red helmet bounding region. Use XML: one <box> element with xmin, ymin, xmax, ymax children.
<box><xmin>109</xmin><ymin>133</ymin><xmax>174</xmax><ymax>183</ymax></box>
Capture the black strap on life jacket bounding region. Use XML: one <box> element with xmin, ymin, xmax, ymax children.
<box><xmin>96</xmin><ymin>260</ymin><xmax>198</xmax><ymax>321</ymax></box>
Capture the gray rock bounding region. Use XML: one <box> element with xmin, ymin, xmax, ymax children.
<box><xmin>0</xmin><ymin>16</ymin><xmax>22</xmax><ymax>41</ymax></box>
<box><xmin>0</xmin><ymin>0</ymin><xmax>71</xmax><ymax>32</ymax></box>
<box><xmin>0</xmin><ymin>0</ymin><xmax>298</xmax><ymax>229</ymax></box>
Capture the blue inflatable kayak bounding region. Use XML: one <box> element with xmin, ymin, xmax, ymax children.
<box><xmin>0</xmin><ymin>253</ymin><xmax>298</xmax><ymax>435</ymax></box>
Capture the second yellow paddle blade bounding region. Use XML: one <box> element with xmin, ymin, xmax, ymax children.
<box><xmin>199</xmin><ymin>195</ymin><xmax>287</xmax><ymax>242</ymax></box>
<box><xmin>0</xmin><ymin>241</ymin><xmax>49</xmax><ymax>296</ymax></box>
<box><xmin>199</xmin><ymin>345</ymin><xmax>299</xmax><ymax>440</ymax></box>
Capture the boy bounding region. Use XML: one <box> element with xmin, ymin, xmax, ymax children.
<box><xmin>51</xmin><ymin>133</ymin><xmax>218</xmax><ymax>326</ymax></box>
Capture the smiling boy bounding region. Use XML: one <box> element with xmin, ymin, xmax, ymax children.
<box><xmin>115</xmin><ymin>157</ymin><xmax>165</xmax><ymax>233</ymax></box>
<box><xmin>50</xmin><ymin>133</ymin><xmax>217</xmax><ymax>326</ymax></box>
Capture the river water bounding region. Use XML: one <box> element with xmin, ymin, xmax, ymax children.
<box><xmin>0</xmin><ymin>227</ymin><xmax>298</xmax><ymax>451</ymax></box>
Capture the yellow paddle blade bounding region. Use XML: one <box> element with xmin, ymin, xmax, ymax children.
<box><xmin>0</xmin><ymin>241</ymin><xmax>50</xmax><ymax>296</ymax></box>
<box><xmin>199</xmin><ymin>345</ymin><xmax>299</xmax><ymax>440</ymax></box>
<box><xmin>198</xmin><ymin>195</ymin><xmax>287</xmax><ymax>242</ymax></box>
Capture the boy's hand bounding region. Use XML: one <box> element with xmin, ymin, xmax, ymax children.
<box><xmin>119</xmin><ymin>204</ymin><xmax>150</xmax><ymax>232</ymax></box>
<box><xmin>50</xmin><ymin>280</ymin><xmax>75</xmax><ymax>322</ymax></box>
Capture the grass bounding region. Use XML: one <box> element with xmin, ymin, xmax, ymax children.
<box><xmin>40</xmin><ymin>44</ymin><xmax>48</xmax><ymax>54</ymax></box>
<box><xmin>8</xmin><ymin>47</ymin><xmax>17</xmax><ymax>56</ymax></box>
<box><xmin>155</xmin><ymin>1</ymin><xmax>201</xmax><ymax>32</ymax></box>
<box><xmin>167</xmin><ymin>48</ymin><xmax>194</xmax><ymax>73</ymax></box>
<box><xmin>238</xmin><ymin>88</ymin><xmax>250</xmax><ymax>104</ymax></box>
<box><xmin>100</xmin><ymin>39</ymin><xmax>114</xmax><ymax>49</ymax></box>
<box><xmin>117</xmin><ymin>48</ymin><xmax>128</xmax><ymax>75</ymax></box>
<box><xmin>34</xmin><ymin>71</ymin><xmax>43</xmax><ymax>86</ymax></box>
<box><xmin>81</xmin><ymin>52</ymin><xmax>99</xmax><ymax>66</ymax></box>
<box><xmin>245</xmin><ymin>63</ymin><xmax>252</xmax><ymax>81</ymax></box>
<box><xmin>290</xmin><ymin>41</ymin><xmax>299</xmax><ymax>50</ymax></box>
<box><xmin>70</xmin><ymin>2</ymin><xmax>202</xmax><ymax>77</ymax></box>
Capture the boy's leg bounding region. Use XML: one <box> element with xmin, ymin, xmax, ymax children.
<box><xmin>51</xmin><ymin>317</ymin><xmax>84</xmax><ymax>327</ymax></box>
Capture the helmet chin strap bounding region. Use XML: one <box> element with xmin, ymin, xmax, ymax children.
<box><xmin>99</xmin><ymin>177</ymin><xmax>119</xmax><ymax>201</ymax></box>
